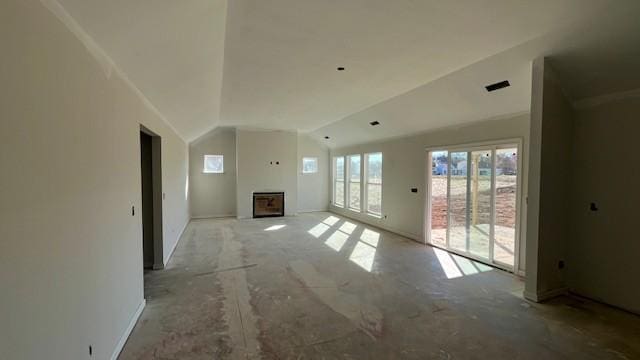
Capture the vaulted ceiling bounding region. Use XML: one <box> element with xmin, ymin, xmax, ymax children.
<box><xmin>55</xmin><ymin>0</ymin><xmax>640</xmax><ymax>145</ymax></box>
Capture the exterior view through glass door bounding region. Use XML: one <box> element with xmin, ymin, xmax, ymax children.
<box><xmin>427</xmin><ymin>142</ymin><xmax>520</xmax><ymax>270</ymax></box>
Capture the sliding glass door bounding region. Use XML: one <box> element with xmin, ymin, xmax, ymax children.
<box><xmin>427</xmin><ymin>142</ymin><xmax>520</xmax><ymax>270</ymax></box>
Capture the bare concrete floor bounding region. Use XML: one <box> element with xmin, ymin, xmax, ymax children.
<box><xmin>119</xmin><ymin>212</ymin><xmax>640</xmax><ymax>359</ymax></box>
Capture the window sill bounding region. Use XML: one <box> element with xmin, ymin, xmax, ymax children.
<box><xmin>348</xmin><ymin>207</ymin><xmax>361</xmax><ymax>213</ymax></box>
<box><xmin>367</xmin><ymin>212</ymin><xmax>382</xmax><ymax>219</ymax></box>
<box><xmin>203</xmin><ymin>171</ymin><xmax>224</xmax><ymax>174</ymax></box>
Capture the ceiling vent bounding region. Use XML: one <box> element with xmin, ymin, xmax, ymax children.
<box><xmin>485</xmin><ymin>80</ymin><xmax>510</xmax><ymax>92</ymax></box>
<box><xmin>369</xmin><ymin>121</ymin><xmax>380</xmax><ymax>126</ymax></box>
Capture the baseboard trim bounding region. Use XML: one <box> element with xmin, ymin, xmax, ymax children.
<box><xmin>191</xmin><ymin>214</ymin><xmax>236</xmax><ymax>220</ymax></box>
<box><xmin>567</xmin><ymin>291</ymin><xmax>640</xmax><ymax>316</ymax></box>
<box><xmin>298</xmin><ymin>208</ymin><xmax>329</xmax><ymax>214</ymax></box>
<box><xmin>163</xmin><ymin>219</ymin><xmax>189</xmax><ymax>266</ymax></box>
<box><xmin>328</xmin><ymin>208</ymin><xmax>421</xmax><ymax>242</ymax></box>
<box><xmin>110</xmin><ymin>299</ymin><xmax>146</xmax><ymax>360</ymax></box>
<box><xmin>524</xmin><ymin>287</ymin><xmax>568</xmax><ymax>302</ymax></box>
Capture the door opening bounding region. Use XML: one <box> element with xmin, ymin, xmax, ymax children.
<box><xmin>426</xmin><ymin>140</ymin><xmax>521</xmax><ymax>272</ymax></box>
<box><xmin>140</xmin><ymin>127</ymin><xmax>163</xmax><ymax>277</ymax></box>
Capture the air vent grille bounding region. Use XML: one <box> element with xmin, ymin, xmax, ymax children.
<box><xmin>485</xmin><ymin>80</ymin><xmax>510</xmax><ymax>92</ymax></box>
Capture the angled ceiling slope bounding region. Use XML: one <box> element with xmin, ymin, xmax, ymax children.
<box><xmin>50</xmin><ymin>0</ymin><xmax>640</xmax><ymax>146</ymax></box>
<box><xmin>55</xmin><ymin>0</ymin><xmax>228</xmax><ymax>141</ymax></box>
<box><xmin>220</xmin><ymin>0</ymin><xmax>607</xmax><ymax>133</ymax></box>
<box><xmin>310</xmin><ymin>1</ymin><xmax>640</xmax><ymax>148</ymax></box>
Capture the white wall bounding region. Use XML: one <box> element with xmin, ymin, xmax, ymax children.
<box><xmin>0</xmin><ymin>1</ymin><xmax>189</xmax><ymax>359</ymax></box>
<box><xmin>525</xmin><ymin>58</ymin><xmax>574</xmax><ymax>302</ymax></box>
<box><xmin>236</xmin><ymin>130</ymin><xmax>298</xmax><ymax>218</ymax></box>
<box><xmin>526</xmin><ymin>58</ymin><xmax>640</xmax><ymax>312</ymax></box>
<box><xmin>297</xmin><ymin>135</ymin><xmax>330</xmax><ymax>212</ymax></box>
<box><xmin>330</xmin><ymin>114</ymin><xmax>530</xmax><ymax>274</ymax></box>
<box><xmin>569</xmin><ymin>96</ymin><xmax>640</xmax><ymax>313</ymax></box>
<box><xmin>189</xmin><ymin>128</ymin><xmax>237</xmax><ymax>218</ymax></box>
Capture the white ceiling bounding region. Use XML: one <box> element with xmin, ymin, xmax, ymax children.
<box><xmin>311</xmin><ymin>1</ymin><xmax>640</xmax><ymax>147</ymax></box>
<box><xmin>54</xmin><ymin>0</ymin><xmax>640</xmax><ymax>145</ymax></box>
<box><xmin>56</xmin><ymin>0</ymin><xmax>227</xmax><ymax>141</ymax></box>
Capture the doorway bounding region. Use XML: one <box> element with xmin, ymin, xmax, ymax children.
<box><xmin>140</xmin><ymin>127</ymin><xmax>163</xmax><ymax>273</ymax></box>
<box><xmin>426</xmin><ymin>140</ymin><xmax>522</xmax><ymax>271</ymax></box>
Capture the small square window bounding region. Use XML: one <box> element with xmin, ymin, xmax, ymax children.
<box><xmin>302</xmin><ymin>157</ymin><xmax>318</xmax><ymax>174</ymax></box>
<box><xmin>203</xmin><ymin>155</ymin><xmax>224</xmax><ymax>173</ymax></box>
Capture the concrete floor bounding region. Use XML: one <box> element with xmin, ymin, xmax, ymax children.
<box><xmin>119</xmin><ymin>212</ymin><xmax>640</xmax><ymax>359</ymax></box>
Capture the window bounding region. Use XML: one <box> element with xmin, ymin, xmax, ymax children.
<box><xmin>333</xmin><ymin>157</ymin><xmax>345</xmax><ymax>207</ymax></box>
<box><xmin>365</xmin><ymin>153</ymin><xmax>382</xmax><ymax>215</ymax></box>
<box><xmin>203</xmin><ymin>155</ymin><xmax>224</xmax><ymax>173</ymax></box>
<box><xmin>302</xmin><ymin>157</ymin><xmax>318</xmax><ymax>174</ymax></box>
<box><xmin>347</xmin><ymin>155</ymin><xmax>361</xmax><ymax>211</ymax></box>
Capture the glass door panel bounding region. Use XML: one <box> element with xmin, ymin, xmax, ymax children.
<box><xmin>494</xmin><ymin>148</ymin><xmax>518</xmax><ymax>266</ymax></box>
<box><xmin>427</xmin><ymin>143</ymin><xmax>519</xmax><ymax>271</ymax></box>
<box><xmin>429</xmin><ymin>151</ymin><xmax>448</xmax><ymax>248</ymax></box>
<box><xmin>448</xmin><ymin>151</ymin><xmax>468</xmax><ymax>253</ymax></box>
<box><xmin>468</xmin><ymin>150</ymin><xmax>492</xmax><ymax>259</ymax></box>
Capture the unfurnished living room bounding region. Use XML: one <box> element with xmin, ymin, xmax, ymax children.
<box><xmin>2</xmin><ymin>0</ymin><xmax>640</xmax><ymax>359</ymax></box>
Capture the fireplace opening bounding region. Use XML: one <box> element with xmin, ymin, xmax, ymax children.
<box><xmin>253</xmin><ymin>192</ymin><xmax>285</xmax><ymax>218</ymax></box>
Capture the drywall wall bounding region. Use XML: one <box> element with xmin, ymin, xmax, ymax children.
<box><xmin>524</xmin><ymin>58</ymin><xmax>544</xmax><ymax>299</ymax></box>
<box><xmin>0</xmin><ymin>1</ymin><xmax>189</xmax><ymax>359</ymax></box>
<box><xmin>189</xmin><ymin>128</ymin><xmax>237</xmax><ymax>218</ymax></box>
<box><xmin>569</xmin><ymin>96</ymin><xmax>640</xmax><ymax>313</ymax></box>
<box><xmin>525</xmin><ymin>58</ymin><xmax>574</xmax><ymax>301</ymax></box>
<box><xmin>526</xmin><ymin>58</ymin><xmax>640</xmax><ymax>310</ymax></box>
<box><xmin>330</xmin><ymin>113</ymin><xmax>530</xmax><ymax>274</ymax></box>
<box><xmin>297</xmin><ymin>135</ymin><xmax>330</xmax><ymax>212</ymax></box>
<box><xmin>236</xmin><ymin>130</ymin><xmax>298</xmax><ymax>218</ymax></box>
<box><xmin>535</xmin><ymin>62</ymin><xmax>574</xmax><ymax>297</ymax></box>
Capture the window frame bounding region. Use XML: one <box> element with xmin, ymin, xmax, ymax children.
<box><xmin>364</xmin><ymin>152</ymin><xmax>383</xmax><ymax>217</ymax></box>
<box><xmin>203</xmin><ymin>154</ymin><xmax>224</xmax><ymax>174</ymax></box>
<box><xmin>346</xmin><ymin>154</ymin><xmax>362</xmax><ymax>212</ymax></box>
<box><xmin>332</xmin><ymin>156</ymin><xmax>345</xmax><ymax>208</ymax></box>
<box><xmin>302</xmin><ymin>157</ymin><xmax>319</xmax><ymax>174</ymax></box>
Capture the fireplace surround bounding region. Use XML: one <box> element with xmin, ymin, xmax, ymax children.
<box><xmin>253</xmin><ymin>192</ymin><xmax>285</xmax><ymax>218</ymax></box>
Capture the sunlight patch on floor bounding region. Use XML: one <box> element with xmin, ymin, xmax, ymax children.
<box><xmin>360</xmin><ymin>229</ymin><xmax>380</xmax><ymax>247</ymax></box>
<box><xmin>339</xmin><ymin>221</ymin><xmax>357</xmax><ymax>234</ymax></box>
<box><xmin>322</xmin><ymin>216</ymin><xmax>340</xmax><ymax>226</ymax></box>
<box><xmin>308</xmin><ymin>223</ymin><xmax>330</xmax><ymax>238</ymax></box>
<box><xmin>434</xmin><ymin>248</ymin><xmax>494</xmax><ymax>279</ymax></box>
<box><xmin>434</xmin><ymin>248</ymin><xmax>463</xmax><ymax>279</ymax></box>
<box><xmin>450</xmin><ymin>254</ymin><xmax>479</xmax><ymax>275</ymax></box>
<box><xmin>324</xmin><ymin>230</ymin><xmax>349</xmax><ymax>252</ymax></box>
<box><xmin>349</xmin><ymin>241</ymin><xmax>376</xmax><ymax>272</ymax></box>
<box><xmin>265</xmin><ymin>224</ymin><xmax>286</xmax><ymax>231</ymax></box>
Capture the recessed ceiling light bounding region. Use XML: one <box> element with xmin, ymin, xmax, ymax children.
<box><xmin>324</xmin><ymin>136</ymin><xmax>330</xmax><ymax>139</ymax></box>
<box><xmin>370</xmin><ymin>121</ymin><xmax>380</xmax><ymax>126</ymax></box>
<box><xmin>337</xmin><ymin>67</ymin><xmax>345</xmax><ymax>71</ymax></box>
<box><xmin>485</xmin><ymin>80</ymin><xmax>510</xmax><ymax>92</ymax></box>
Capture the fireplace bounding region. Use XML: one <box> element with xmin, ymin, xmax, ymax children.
<box><xmin>253</xmin><ymin>192</ymin><xmax>285</xmax><ymax>218</ymax></box>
